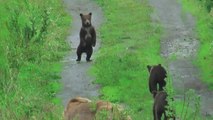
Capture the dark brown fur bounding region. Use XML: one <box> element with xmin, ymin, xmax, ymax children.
<box><xmin>153</xmin><ymin>91</ymin><xmax>175</xmax><ymax>120</ymax></box>
<box><xmin>76</xmin><ymin>12</ymin><xmax>96</xmax><ymax>62</ymax></box>
<box><xmin>147</xmin><ymin>64</ymin><xmax>167</xmax><ymax>93</ymax></box>
<box><xmin>153</xmin><ymin>91</ymin><xmax>167</xmax><ymax>120</ymax></box>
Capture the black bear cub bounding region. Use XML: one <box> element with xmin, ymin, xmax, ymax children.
<box><xmin>152</xmin><ymin>91</ymin><xmax>175</xmax><ymax>120</ymax></box>
<box><xmin>76</xmin><ymin>12</ymin><xmax>96</xmax><ymax>62</ymax></box>
<box><xmin>147</xmin><ymin>64</ymin><xmax>167</xmax><ymax>93</ymax></box>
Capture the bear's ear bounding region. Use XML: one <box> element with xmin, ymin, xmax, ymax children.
<box><xmin>158</xmin><ymin>64</ymin><xmax>161</xmax><ymax>66</ymax></box>
<box><xmin>80</xmin><ymin>13</ymin><xmax>83</xmax><ymax>17</ymax></box>
<box><xmin>89</xmin><ymin>12</ymin><xmax>92</xmax><ymax>16</ymax></box>
<box><xmin>147</xmin><ymin>65</ymin><xmax>151</xmax><ymax>72</ymax></box>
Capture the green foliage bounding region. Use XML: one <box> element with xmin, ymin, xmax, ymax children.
<box><xmin>181</xmin><ymin>0</ymin><xmax>213</xmax><ymax>89</ymax></box>
<box><xmin>0</xmin><ymin>0</ymin><xmax>71</xmax><ymax>119</ymax></box>
<box><xmin>92</xmin><ymin>0</ymin><xmax>163</xmax><ymax>119</ymax></box>
<box><xmin>165</xmin><ymin>76</ymin><xmax>202</xmax><ymax>120</ymax></box>
<box><xmin>198</xmin><ymin>0</ymin><xmax>213</xmax><ymax>12</ymax></box>
<box><xmin>164</xmin><ymin>77</ymin><xmax>176</xmax><ymax>119</ymax></box>
<box><xmin>95</xmin><ymin>104</ymin><xmax>131</xmax><ymax>120</ymax></box>
<box><xmin>95</xmin><ymin>110</ymin><xmax>112</xmax><ymax>120</ymax></box>
<box><xmin>181</xmin><ymin>89</ymin><xmax>201</xmax><ymax>120</ymax></box>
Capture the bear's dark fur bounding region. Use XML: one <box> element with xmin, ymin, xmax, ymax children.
<box><xmin>153</xmin><ymin>91</ymin><xmax>167</xmax><ymax>120</ymax></box>
<box><xmin>147</xmin><ymin>64</ymin><xmax>167</xmax><ymax>93</ymax></box>
<box><xmin>76</xmin><ymin>12</ymin><xmax>96</xmax><ymax>62</ymax></box>
<box><xmin>152</xmin><ymin>91</ymin><xmax>175</xmax><ymax>120</ymax></box>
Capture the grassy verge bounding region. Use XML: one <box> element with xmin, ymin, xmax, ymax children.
<box><xmin>91</xmin><ymin>0</ymin><xmax>163</xmax><ymax>119</ymax></box>
<box><xmin>0</xmin><ymin>0</ymin><xmax>71</xmax><ymax>119</ymax></box>
<box><xmin>180</xmin><ymin>0</ymin><xmax>213</xmax><ymax>89</ymax></box>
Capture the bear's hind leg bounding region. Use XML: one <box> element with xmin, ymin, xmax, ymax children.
<box><xmin>153</xmin><ymin>106</ymin><xmax>157</xmax><ymax>120</ymax></box>
<box><xmin>76</xmin><ymin>47</ymin><xmax>82</xmax><ymax>61</ymax></box>
<box><xmin>157</xmin><ymin>111</ymin><xmax>163</xmax><ymax>120</ymax></box>
<box><xmin>86</xmin><ymin>47</ymin><xmax>93</xmax><ymax>62</ymax></box>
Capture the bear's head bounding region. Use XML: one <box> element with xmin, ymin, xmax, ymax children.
<box><xmin>147</xmin><ymin>64</ymin><xmax>163</xmax><ymax>74</ymax></box>
<box><xmin>80</xmin><ymin>12</ymin><xmax>92</xmax><ymax>27</ymax></box>
<box><xmin>147</xmin><ymin>64</ymin><xmax>167</xmax><ymax>81</ymax></box>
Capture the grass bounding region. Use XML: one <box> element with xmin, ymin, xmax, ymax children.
<box><xmin>0</xmin><ymin>0</ymin><xmax>71</xmax><ymax>119</ymax></box>
<box><xmin>180</xmin><ymin>0</ymin><xmax>213</xmax><ymax>89</ymax></box>
<box><xmin>91</xmin><ymin>0</ymin><xmax>164</xmax><ymax>119</ymax></box>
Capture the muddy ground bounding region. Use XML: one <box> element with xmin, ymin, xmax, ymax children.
<box><xmin>149</xmin><ymin>0</ymin><xmax>213</xmax><ymax>118</ymax></box>
<box><xmin>57</xmin><ymin>0</ymin><xmax>103</xmax><ymax>107</ymax></box>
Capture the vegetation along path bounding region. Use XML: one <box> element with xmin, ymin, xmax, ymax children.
<box><xmin>57</xmin><ymin>0</ymin><xmax>103</xmax><ymax>107</ymax></box>
<box><xmin>149</xmin><ymin>0</ymin><xmax>213</xmax><ymax>118</ymax></box>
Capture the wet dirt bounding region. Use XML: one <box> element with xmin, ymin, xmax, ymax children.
<box><xmin>149</xmin><ymin>0</ymin><xmax>213</xmax><ymax>118</ymax></box>
<box><xmin>57</xmin><ymin>0</ymin><xmax>103</xmax><ymax>107</ymax></box>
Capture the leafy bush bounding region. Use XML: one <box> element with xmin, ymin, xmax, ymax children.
<box><xmin>199</xmin><ymin>0</ymin><xmax>213</xmax><ymax>12</ymax></box>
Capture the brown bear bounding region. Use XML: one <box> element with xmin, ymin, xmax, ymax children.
<box><xmin>64</xmin><ymin>97</ymin><xmax>111</xmax><ymax>120</ymax></box>
<box><xmin>147</xmin><ymin>64</ymin><xmax>167</xmax><ymax>94</ymax></box>
<box><xmin>64</xmin><ymin>97</ymin><xmax>132</xmax><ymax>120</ymax></box>
<box><xmin>76</xmin><ymin>12</ymin><xmax>96</xmax><ymax>62</ymax></box>
<box><xmin>152</xmin><ymin>91</ymin><xmax>175</xmax><ymax>120</ymax></box>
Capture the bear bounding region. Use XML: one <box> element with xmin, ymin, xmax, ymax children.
<box><xmin>76</xmin><ymin>12</ymin><xmax>96</xmax><ymax>62</ymax></box>
<box><xmin>63</xmin><ymin>97</ymin><xmax>93</xmax><ymax>120</ymax></box>
<box><xmin>64</xmin><ymin>97</ymin><xmax>132</xmax><ymax>120</ymax></box>
<box><xmin>152</xmin><ymin>91</ymin><xmax>175</xmax><ymax>120</ymax></box>
<box><xmin>64</xmin><ymin>97</ymin><xmax>111</xmax><ymax>120</ymax></box>
<box><xmin>147</xmin><ymin>64</ymin><xmax>167</xmax><ymax>94</ymax></box>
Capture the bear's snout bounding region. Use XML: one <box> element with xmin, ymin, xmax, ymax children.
<box><xmin>85</xmin><ymin>19</ymin><xmax>91</xmax><ymax>26</ymax></box>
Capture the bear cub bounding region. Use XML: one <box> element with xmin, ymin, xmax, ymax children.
<box><xmin>147</xmin><ymin>64</ymin><xmax>167</xmax><ymax>93</ymax></box>
<box><xmin>76</xmin><ymin>12</ymin><xmax>96</xmax><ymax>62</ymax></box>
<box><xmin>152</xmin><ymin>91</ymin><xmax>175</xmax><ymax>120</ymax></box>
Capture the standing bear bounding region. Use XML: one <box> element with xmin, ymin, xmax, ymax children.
<box><xmin>76</xmin><ymin>12</ymin><xmax>96</xmax><ymax>62</ymax></box>
<box><xmin>147</xmin><ymin>64</ymin><xmax>167</xmax><ymax>94</ymax></box>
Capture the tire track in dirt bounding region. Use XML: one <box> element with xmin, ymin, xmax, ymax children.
<box><xmin>149</xmin><ymin>0</ymin><xmax>213</xmax><ymax>118</ymax></box>
<box><xmin>57</xmin><ymin>0</ymin><xmax>103</xmax><ymax>107</ymax></box>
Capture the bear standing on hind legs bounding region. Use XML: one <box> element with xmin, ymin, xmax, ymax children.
<box><xmin>76</xmin><ymin>12</ymin><xmax>96</xmax><ymax>62</ymax></box>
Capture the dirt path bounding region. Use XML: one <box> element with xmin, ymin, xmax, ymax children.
<box><xmin>57</xmin><ymin>0</ymin><xmax>103</xmax><ymax>107</ymax></box>
<box><xmin>149</xmin><ymin>0</ymin><xmax>213</xmax><ymax>118</ymax></box>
